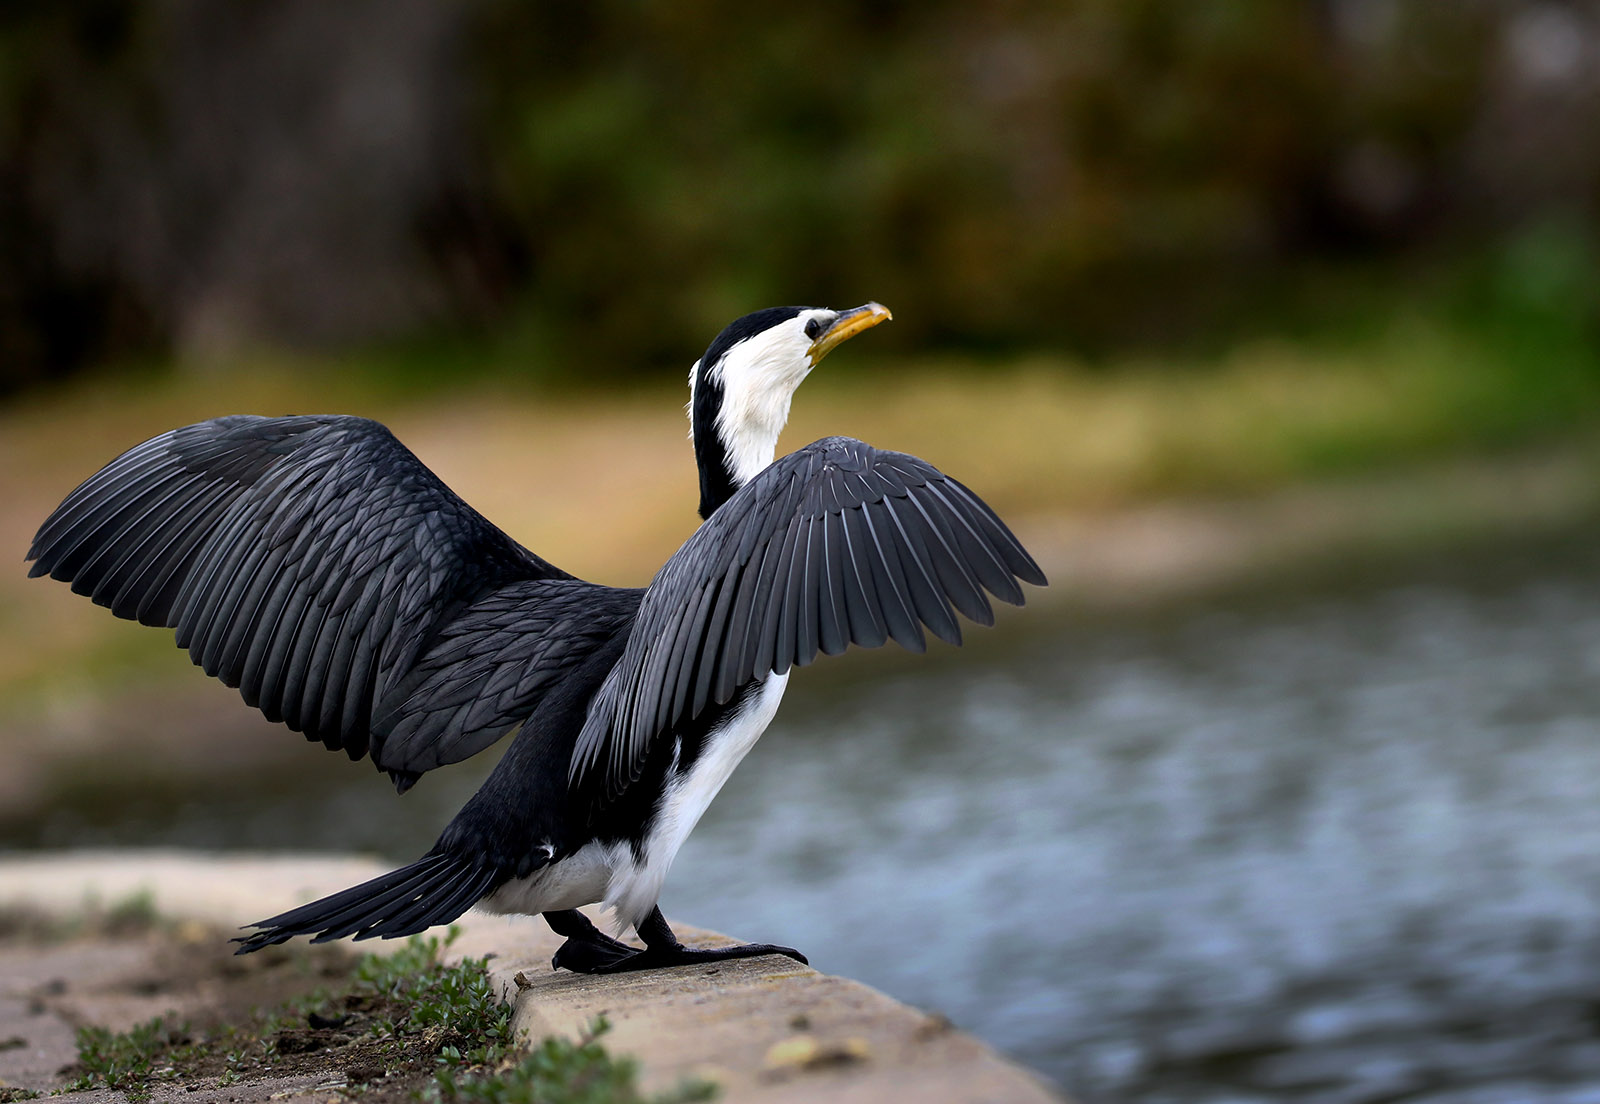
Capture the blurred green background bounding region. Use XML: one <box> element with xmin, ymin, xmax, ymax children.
<box><xmin>2</xmin><ymin>0</ymin><xmax>1597</xmax><ymax>393</ymax></box>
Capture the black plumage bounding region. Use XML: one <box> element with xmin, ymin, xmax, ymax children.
<box><xmin>27</xmin><ymin>303</ymin><xmax>1046</xmax><ymax>971</ymax></box>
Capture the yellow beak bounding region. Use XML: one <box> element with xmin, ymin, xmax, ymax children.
<box><xmin>807</xmin><ymin>302</ymin><xmax>892</xmax><ymax>365</ymax></box>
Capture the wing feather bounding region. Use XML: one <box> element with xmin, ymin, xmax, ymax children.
<box><xmin>942</xmin><ymin>479</ymin><xmax>1048</xmax><ymax>585</ymax></box>
<box><xmin>665</xmin><ymin>572</ymin><xmax>721</xmax><ymax>732</ymax></box>
<box><xmin>837</xmin><ymin>506</ymin><xmax>888</xmax><ymax>648</ymax></box>
<box><xmin>880</xmin><ymin>494</ymin><xmax>962</xmax><ymax>645</ymax></box>
<box><xmin>857</xmin><ymin>503</ymin><xmax>926</xmax><ymax>651</ymax></box>
<box><xmin>77</xmin><ymin>473</ymin><xmax>211</xmax><ymax>608</ymax></box>
<box><xmin>816</xmin><ymin>511</ymin><xmax>849</xmax><ymax>657</ymax></box>
<box><xmin>199</xmin><ymin>529</ymin><xmax>279</xmax><ymax>670</ymax></box>
<box><xmin>921</xmin><ymin>482</ymin><xmax>1023</xmax><ymax>604</ymax></box>
<box><xmin>717</xmin><ymin>529</ymin><xmax>779</xmax><ymax>700</ymax></box>
<box><xmin>133</xmin><ymin>488</ymin><xmax>242</xmax><ymax>624</ymax></box>
<box><xmin>44</xmin><ymin>458</ymin><xmax>174</xmax><ymax>574</ymax></box>
<box><xmin>691</xmin><ymin>559</ymin><xmax>743</xmax><ymax>718</ymax></box>
<box><xmin>783</xmin><ymin>513</ymin><xmax>819</xmax><ymax>671</ymax></box>
<box><xmin>257</xmin><ymin>583</ymin><xmax>319</xmax><ymax>724</ymax></box>
<box><xmin>216</xmin><ymin>542</ymin><xmax>293</xmax><ymax>679</ymax></box>
<box><xmin>755</xmin><ymin>512</ymin><xmax>807</xmax><ymax>677</ymax></box>
<box><xmin>905</xmin><ymin>493</ymin><xmax>993</xmax><ymax>625</ymax></box>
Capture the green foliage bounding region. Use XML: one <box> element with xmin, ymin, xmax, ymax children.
<box><xmin>101</xmin><ymin>889</ymin><xmax>161</xmax><ymax>935</ymax></box>
<box><xmin>0</xmin><ymin>890</ymin><xmax>164</xmax><ymax>943</ymax></box>
<box><xmin>463</xmin><ymin>0</ymin><xmax>1507</xmax><ymax>364</ymax></box>
<box><xmin>0</xmin><ymin>0</ymin><xmax>1592</xmax><ymax>388</ymax></box>
<box><xmin>60</xmin><ymin>931</ymin><xmax>696</xmax><ymax>1101</ymax></box>
<box><xmin>429</xmin><ymin>1018</ymin><xmax>715</xmax><ymax>1104</ymax></box>
<box><xmin>354</xmin><ymin>938</ymin><xmax>711</xmax><ymax>1100</ymax></box>
<box><xmin>349</xmin><ymin>928</ymin><xmax>517</xmax><ymax>1068</ymax></box>
<box><xmin>68</xmin><ymin>1016</ymin><xmax>195</xmax><ymax>1100</ymax></box>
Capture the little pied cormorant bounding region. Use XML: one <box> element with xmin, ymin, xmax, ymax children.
<box><xmin>27</xmin><ymin>303</ymin><xmax>1046</xmax><ymax>973</ymax></box>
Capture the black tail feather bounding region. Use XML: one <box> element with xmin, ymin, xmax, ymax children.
<box><xmin>353</xmin><ymin>864</ymin><xmax>501</xmax><ymax>941</ymax></box>
<box><xmin>296</xmin><ymin>858</ymin><xmax>458</xmax><ymax>942</ymax></box>
<box><xmin>250</xmin><ymin>855</ymin><xmax>451</xmax><ymax>932</ymax></box>
<box><xmin>234</xmin><ymin>853</ymin><xmax>498</xmax><ymax>953</ymax></box>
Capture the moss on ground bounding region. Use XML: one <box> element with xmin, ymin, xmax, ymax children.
<box><xmin>58</xmin><ymin>930</ymin><xmax>711</xmax><ymax>1104</ymax></box>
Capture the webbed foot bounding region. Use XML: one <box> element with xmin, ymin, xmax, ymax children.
<box><xmin>544</xmin><ymin>909</ymin><xmax>638</xmax><ymax>973</ymax></box>
<box><xmin>570</xmin><ymin>940</ymin><xmax>808</xmax><ymax>974</ymax></box>
<box><xmin>548</xmin><ymin>906</ymin><xmax>807</xmax><ymax>975</ymax></box>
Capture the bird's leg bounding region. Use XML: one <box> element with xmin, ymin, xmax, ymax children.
<box><xmin>545</xmin><ymin>909</ymin><xmax>638</xmax><ymax>973</ymax></box>
<box><xmin>552</xmin><ymin>906</ymin><xmax>808</xmax><ymax>975</ymax></box>
<box><xmin>629</xmin><ymin>907</ymin><xmax>810</xmax><ymax>969</ymax></box>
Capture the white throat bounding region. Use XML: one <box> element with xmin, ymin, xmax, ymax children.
<box><xmin>716</xmin><ymin>381</ymin><xmax>794</xmax><ymax>486</ymax></box>
<box><xmin>688</xmin><ymin>313</ymin><xmax>825</xmax><ymax>488</ymax></box>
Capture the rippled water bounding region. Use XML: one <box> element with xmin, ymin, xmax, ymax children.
<box><xmin>14</xmin><ymin>532</ymin><xmax>1600</xmax><ymax>1102</ymax></box>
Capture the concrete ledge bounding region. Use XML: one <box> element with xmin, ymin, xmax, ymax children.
<box><xmin>0</xmin><ymin>851</ymin><xmax>1061</xmax><ymax>1102</ymax></box>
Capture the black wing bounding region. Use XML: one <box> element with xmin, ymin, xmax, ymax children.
<box><xmin>572</xmin><ymin>436</ymin><xmax>1047</xmax><ymax>791</ymax></box>
<box><xmin>27</xmin><ymin>415</ymin><xmax>639</xmax><ymax>784</ymax></box>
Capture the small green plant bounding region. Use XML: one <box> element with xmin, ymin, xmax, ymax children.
<box><xmin>0</xmin><ymin>891</ymin><xmax>164</xmax><ymax>945</ymax></box>
<box><xmin>428</xmin><ymin>1017</ymin><xmax>715</xmax><ymax>1104</ymax></box>
<box><xmin>60</xmin><ymin>931</ymin><xmax>705</xmax><ymax>1101</ymax></box>
<box><xmin>341</xmin><ymin>927</ymin><xmax>516</xmax><ymax>1069</ymax></box>
<box><xmin>68</xmin><ymin>1016</ymin><xmax>195</xmax><ymax>1100</ymax></box>
<box><xmin>101</xmin><ymin>890</ymin><xmax>162</xmax><ymax>935</ymax></box>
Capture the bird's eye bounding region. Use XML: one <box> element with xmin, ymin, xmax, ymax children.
<box><xmin>804</xmin><ymin>316</ymin><xmax>828</xmax><ymax>341</ymax></box>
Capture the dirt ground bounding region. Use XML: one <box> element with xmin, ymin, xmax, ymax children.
<box><xmin>0</xmin><ymin>910</ymin><xmax>452</xmax><ymax>1104</ymax></box>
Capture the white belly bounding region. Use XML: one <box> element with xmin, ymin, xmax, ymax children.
<box><xmin>477</xmin><ymin>839</ymin><xmax>626</xmax><ymax>916</ymax></box>
<box><xmin>606</xmin><ymin>671</ymin><xmax>790</xmax><ymax>930</ymax></box>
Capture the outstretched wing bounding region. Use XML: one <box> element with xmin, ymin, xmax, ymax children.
<box><xmin>27</xmin><ymin>415</ymin><xmax>638</xmax><ymax>786</ymax></box>
<box><xmin>573</xmin><ymin>435</ymin><xmax>1047</xmax><ymax>791</ymax></box>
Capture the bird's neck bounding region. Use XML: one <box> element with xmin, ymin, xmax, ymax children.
<box><xmin>692</xmin><ymin>379</ymin><xmax>790</xmax><ymax>519</ymax></box>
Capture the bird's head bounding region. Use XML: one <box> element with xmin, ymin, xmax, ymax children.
<box><xmin>689</xmin><ymin>302</ymin><xmax>891</xmax><ymax>517</ymax></box>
